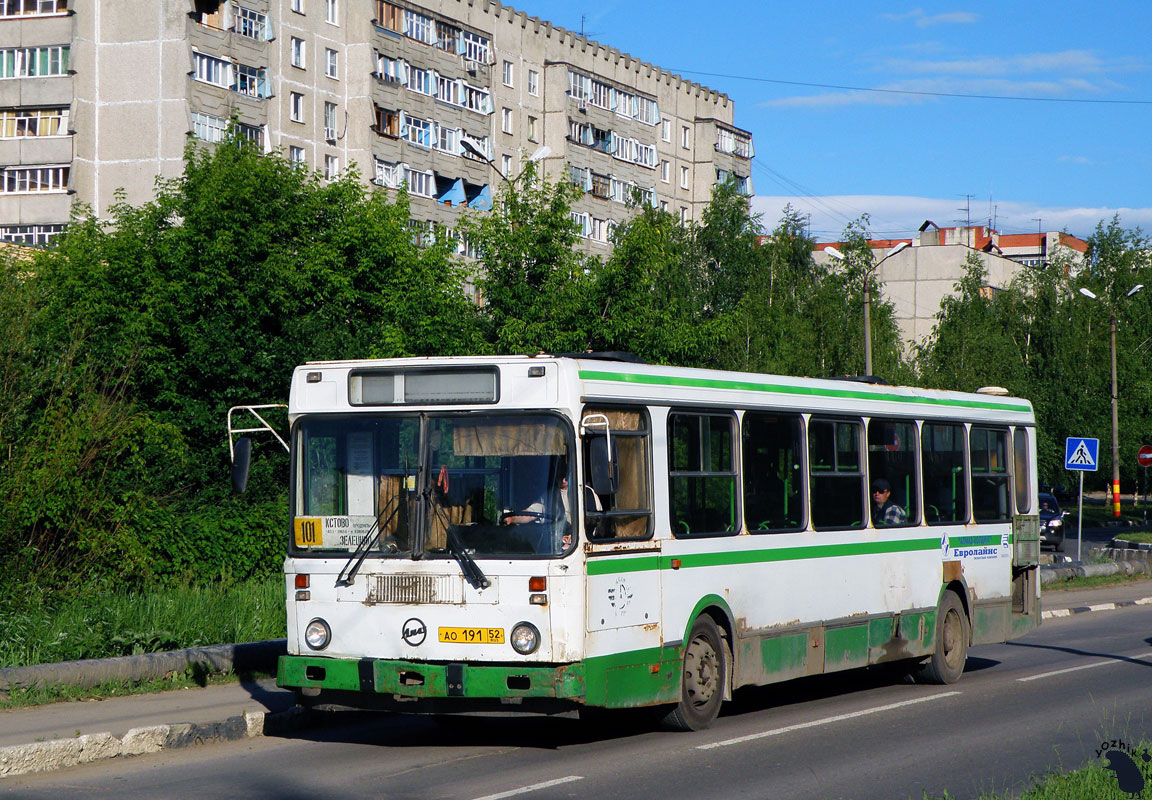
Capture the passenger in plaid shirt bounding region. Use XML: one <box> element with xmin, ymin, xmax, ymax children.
<box><xmin>871</xmin><ymin>478</ymin><xmax>907</xmax><ymax>526</ymax></box>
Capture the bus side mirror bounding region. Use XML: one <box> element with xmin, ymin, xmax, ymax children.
<box><xmin>232</xmin><ymin>437</ymin><xmax>252</xmax><ymax>495</ymax></box>
<box><xmin>589</xmin><ymin>436</ymin><xmax>618</xmax><ymax>496</ymax></box>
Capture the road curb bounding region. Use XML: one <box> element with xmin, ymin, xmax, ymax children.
<box><xmin>0</xmin><ymin>706</ymin><xmax>309</xmax><ymax>778</ymax></box>
<box><xmin>1041</xmin><ymin>596</ymin><xmax>1152</xmax><ymax>620</ymax></box>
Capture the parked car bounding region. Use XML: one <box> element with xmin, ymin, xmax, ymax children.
<box><xmin>1038</xmin><ymin>493</ymin><xmax>1066</xmax><ymax>551</ymax></box>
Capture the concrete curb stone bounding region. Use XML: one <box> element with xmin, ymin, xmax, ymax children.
<box><xmin>0</xmin><ymin>706</ymin><xmax>309</xmax><ymax>778</ymax></box>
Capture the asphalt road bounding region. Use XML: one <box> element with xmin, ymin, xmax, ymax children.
<box><xmin>5</xmin><ymin>606</ymin><xmax>1152</xmax><ymax>800</ymax></box>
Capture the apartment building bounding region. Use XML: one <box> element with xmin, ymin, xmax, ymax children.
<box><xmin>0</xmin><ymin>0</ymin><xmax>753</xmax><ymax>250</ymax></box>
<box><xmin>812</xmin><ymin>223</ymin><xmax>1089</xmax><ymax>350</ymax></box>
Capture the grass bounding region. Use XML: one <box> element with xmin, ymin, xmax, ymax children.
<box><xmin>930</xmin><ymin>741</ymin><xmax>1152</xmax><ymax>799</ymax></box>
<box><xmin>0</xmin><ymin>576</ymin><xmax>285</xmax><ymax>669</ymax></box>
<box><xmin>1118</xmin><ymin>531</ymin><xmax>1152</xmax><ymax>544</ymax></box>
<box><xmin>1044</xmin><ymin>571</ymin><xmax>1152</xmax><ymax>592</ymax></box>
<box><xmin>0</xmin><ymin>667</ymin><xmax>275</xmax><ymax>711</ymax></box>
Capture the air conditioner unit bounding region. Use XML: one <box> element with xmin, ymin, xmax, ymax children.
<box><xmin>324</xmin><ymin>128</ymin><xmax>337</xmax><ymax>144</ymax></box>
<box><xmin>577</xmin><ymin>99</ymin><xmax>588</xmax><ymax>112</ymax></box>
<box><xmin>464</xmin><ymin>59</ymin><xmax>479</xmax><ymax>74</ymax></box>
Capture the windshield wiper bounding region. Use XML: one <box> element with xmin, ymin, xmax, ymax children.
<box><xmin>427</xmin><ymin>483</ymin><xmax>490</xmax><ymax>590</ymax></box>
<box><xmin>336</xmin><ymin>496</ymin><xmax>405</xmax><ymax>586</ymax></box>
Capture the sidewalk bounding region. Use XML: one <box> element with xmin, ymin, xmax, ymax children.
<box><xmin>1040</xmin><ymin>575</ymin><xmax>1152</xmax><ymax>618</ymax></box>
<box><xmin>4</xmin><ymin>579</ymin><xmax>1152</xmax><ymax>778</ymax></box>
<box><xmin>0</xmin><ymin>678</ymin><xmax>299</xmax><ymax>777</ymax></box>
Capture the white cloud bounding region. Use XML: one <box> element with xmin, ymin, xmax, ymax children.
<box><xmin>881</xmin><ymin>9</ymin><xmax>980</xmax><ymax>27</ymax></box>
<box><xmin>751</xmin><ymin>194</ymin><xmax>1152</xmax><ymax>241</ymax></box>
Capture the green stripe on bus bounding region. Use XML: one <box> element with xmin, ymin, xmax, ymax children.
<box><xmin>586</xmin><ymin>537</ymin><xmax>941</xmax><ymax>576</ymax></box>
<box><xmin>578</xmin><ymin>370</ymin><xmax>1032</xmax><ymax>413</ymax></box>
<box><xmin>948</xmin><ymin>534</ymin><xmax>1003</xmax><ymax>548</ymax></box>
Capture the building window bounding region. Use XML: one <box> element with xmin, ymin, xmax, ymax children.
<box><xmin>236</xmin><ymin>122</ymin><xmax>264</xmax><ymax>149</ymax></box>
<box><xmin>0</xmin><ymin>107</ymin><xmax>68</xmax><ymax>138</ymax></box>
<box><xmin>290</xmin><ymin>38</ymin><xmax>305</xmax><ymax>69</ymax></box>
<box><xmin>680</xmin><ymin>206</ymin><xmax>688</xmax><ymax>224</ymax></box>
<box><xmin>436</xmin><ymin>74</ymin><xmax>459</xmax><ymax>105</ymax></box>
<box><xmin>0</xmin><ymin>0</ymin><xmax>67</xmax><ymax>17</ymax></box>
<box><xmin>681</xmin><ymin>125</ymin><xmax>690</xmax><ymax>149</ymax></box>
<box><xmin>288</xmin><ymin>145</ymin><xmax>305</xmax><ymax>166</ymax></box>
<box><xmin>527</xmin><ymin>115</ymin><xmax>537</xmax><ymax>142</ymax></box>
<box><xmin>527</xmin><ymin>68</ymin><xmax>538</xmax><ymax>96</ymax></box>
<box><xmin>235</xmin><ymin>6</ymin><xmax>268</xmax><ymax>40</ymax></box>
<box><xmin>501</xmin><ymin>153</ymin><xmax>512</xmax><ymax>176</ymax></box>
<box><xmin>325</xmin><ymin>0</ymin><xmax>337</xmax><ymax>24</ymax></box>
<box><xmin>502</xmin><ymin>60</ymin><xmax>514</xmax><ymax>87</ymax></box>
<box><xmin>373</xmin><ymin>157</ymin><xmax>399</xmax><ymax>188</ymax></box>
<box><xmin>325</xmin><ymin>48</ymin><xmax>338</xmax><ymax>79</ymax></box>
<box><xmin>403</xmin><ymin>9</ymin><xmax>433</xmax><ymax>44</ymax></box>
<box><xmin>409</xmin><ymin>66</ymin><xmax>433</xmax><ymax>95</ymax></box>
<box><xmin>437</xmin><ymin>125</ymin><xmax>459</xmax><ymax>154</ymax></box>
<box><xmin>193</xmin><ymin>51</ymin><xmax>231</xmax><ymax>87</ymax></box>
<box><xmin>0</xmin><ymin>222</ymin><xmax>64</xmax><ymax>246</ymax></box>
<box><xmin>662</xmin><ymin>118</ymin><xmax>671</xmax><ymax>142</ymax></box>
<box><xmin>680</xmin><ymin>165</ymin><xmax>688</xmax><ymax>189</ymax></box>
<box><xmin>289</xmin><ymin>92</ymin><xmax>303</xmax><ymax>122</ymax></box>
<box><xmin>404</xmin><ymin>167</ymin><xmax>433</xmax><ymax>197</ymax></box>
<box><xmin>461</xmin><ymin>31</ymin><xmax>490</xmax><ymax>64</ymax></box>
<box><xmin>324</xmin><ymin>154</ymin><xmax>339</xmax><ymax>180</ymax></box>
<box><xmin>406</xmin><ymin>115</ymin><xmax>432</xmax><ymax>147</ymax></box>
<box><xmin>501</xmin><ymin>107</ymin><xmax>512</xmax><ymax>134</ymax></box>
<box><xmin>660</xmin><ymin>160</ymin><xmax>669</xmax><ymax>183</ymax></box>
<box><xmin>191</xmin><ymin>110</ymin><xmax>226</xmax><ymax>142</ymax></box>
<box><xmin>323</xmin><ymin>102</ymin><xmax>337</xmax><ymax>142</ymax></box>
<box><xmin>234</xmin><ymin>64</ymin><xmax>268</xmax><ymax>98</ymax></box>
<box><xmin>435</xmin><ymin>21</ymin><xmax>460</xmax><ymax>53</ymax></box>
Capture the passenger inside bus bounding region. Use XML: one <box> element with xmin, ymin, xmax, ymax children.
<box><xmin>871</xmin><ymin>478</ymin><xmax>908</xmax><ymax>526</ymax></box>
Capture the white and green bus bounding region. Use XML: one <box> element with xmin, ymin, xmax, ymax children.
<box><xmin>233</xmin><ymin>354</ymin><xmax>1041</xmax><ymax>730</ymax></box>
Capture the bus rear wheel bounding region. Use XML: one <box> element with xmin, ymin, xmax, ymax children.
<box><xmin>663</xmin><ymin>616</ymin><xmax>726</xmax><ymax>731</ymax></box>
<box><xmin>917</xmin><ymin>590</ymin><xmax>969</xmax><ymax>684</ymax></box>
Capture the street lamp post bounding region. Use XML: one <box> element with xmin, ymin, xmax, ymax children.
<box><xmin>824</xmin><ymin>241</ymin><xmax>910</xmax><ymax>376</ymax></box>
<box><xmin>1079</xmin><ymin>284</ymin><xmax>1144</xmax><ymax>518</ymax></box>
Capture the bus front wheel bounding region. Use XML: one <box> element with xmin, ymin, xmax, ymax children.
<box><xmin>917</xmin><ymin>590</ymin><xmax>969</xmax><ymax>684</ymax></box>
<box><xmin>663</xmin><ymin>616</ymin><xmax>726</xmax><ymax>731</ymax></box>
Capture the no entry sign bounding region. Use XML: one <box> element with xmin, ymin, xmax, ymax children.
<box><xmin>1139</xmin><ymin>445</ymin><xmax>1152</xmax><ymax>468</ymax></box>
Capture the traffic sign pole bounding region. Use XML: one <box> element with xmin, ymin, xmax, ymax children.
<box><xmin>1078</xmin><ymin>472</ymin><xmax>1084</xmax><ymax>561</ymax></box>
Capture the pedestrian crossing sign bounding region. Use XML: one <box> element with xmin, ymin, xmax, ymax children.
<box><xmin>1065</xmin><ymin>437</ymin><xmax>1099</xmax><ymax>471</ymax></box>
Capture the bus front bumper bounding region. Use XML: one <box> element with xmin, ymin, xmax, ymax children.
<box><xmin>278</xmin><ymin>655</ymin><xmax>586</xmax><ymax>702</ymax></box>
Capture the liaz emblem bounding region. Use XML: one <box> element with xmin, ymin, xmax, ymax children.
<box><xmin>608</xmin><ymin>577</ymin><xmax>633</xmax><ymax>613</ymax></box>
<box><xmin>402</xmin><ymin>618</ymin><xmax>427</xmax><ymax>647</ymax></box>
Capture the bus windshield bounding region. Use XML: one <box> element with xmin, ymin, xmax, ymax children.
<box><xmin>293</xmin><ymin>413</ymin><xmax>574</xmax><ymax>559</ymax></box>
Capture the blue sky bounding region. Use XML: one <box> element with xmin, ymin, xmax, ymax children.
<box><xmin>513</xmin><ymin>1</ymin><xmax>1152</xmax><ymax>241</ymax></box>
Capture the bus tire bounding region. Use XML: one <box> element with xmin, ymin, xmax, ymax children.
<box><xmin>663</xmin><ymin>616</ymin><xmax>726</xmax><ymax>731</ymax></box>
<box><xmin>917</xmin><ymin>590</ymin><xmax>969</xmax><ymax>685</ymax></box>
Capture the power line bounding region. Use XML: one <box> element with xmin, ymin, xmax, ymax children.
<box><xmin>669</xmin><ymin>69</ymin><xmax>1152</xmax><ymax>106</ymax></box>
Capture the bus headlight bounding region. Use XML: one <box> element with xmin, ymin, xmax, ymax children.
<box><xmin>304</xmin><ymin>618</ymin><xmax>331</xmax><ymax>650</ymax></box>
<box><xmin>510</xmin><ymin>622</ymin><xmax>540</xmax><ymax>655</ymax></box>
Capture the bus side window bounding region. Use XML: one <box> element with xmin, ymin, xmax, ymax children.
<box><xmin>809</xmin><ymin>418</ymin><xmax>866</xmax><ymax>531</ymax></box>
<box><xmin>971</xmin><ymin>427</ymin><xmax>1010</xmax><ymax>523</ymax></box>
<box><xmin>867</xmin><ymin>419</ymin><xmax>919</xmax><ymax>526</ymax></box>
<box><xmin>742</xmin><ymin>411</ymin><xmax>805</xmax><ymax>532</ymax></box>
<box><xmin>1013</xmin><ymin>428</ymin><xmax>1031</xmax><ymax>514</ymax></box>
<box><xmin>582</xmin><ymin>406</ymin><xmax>652</xmax><ymax>540</ymax></box>
<box><xmin>922</xmin><ymin>422</ymin><xmax>968</xmax><ymax>525</ymax></box>
<box><xmin>669</xmin><ymin>411</ymin><xmax>738</xmax><ymax>537</ymax></box>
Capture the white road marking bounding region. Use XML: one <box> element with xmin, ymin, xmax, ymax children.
<box><xmin>1017</xmin><ymin>651</ymin><xmax>1152</xmax><ymax>682</ymax></box>
<box><xmin>1137</xmin><ymin>597</ymin><xmax>1152</xmax><ymax>605</ymax></box>
<box><xmin>1042</xmin><ymin>608</ymin><xmax>1072</xmax><ymax>619</ymax></box>
<box><xmin>1087</xmin><ymin>603</ymin><xmax>1117</xmax><ymax>612</ymax></box>
<box><xmin>472</xmin><ymin>776</ymin><xmax>584</xmax><ymax>800</ymax></box>
<box><xmin>697</xmin><ymin>692</ymin><xmax>962</xmax><ymax>750</ymax></box>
